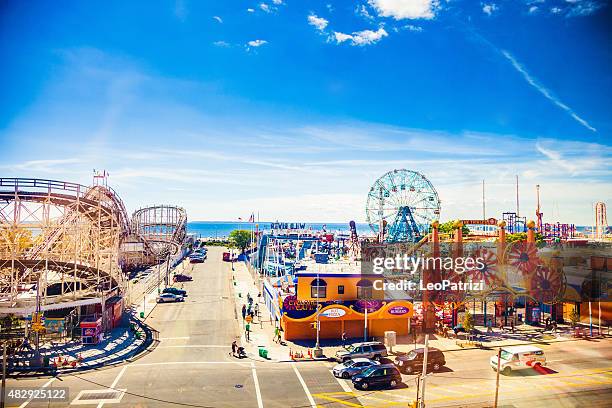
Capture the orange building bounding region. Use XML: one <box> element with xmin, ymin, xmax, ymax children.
<box><xmin>280</xmin><ymin>271</ymin><xmax>414</xmax><ymax>340</ymax></box>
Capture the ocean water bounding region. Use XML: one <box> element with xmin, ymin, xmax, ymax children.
<box><xmin>188</xmin><ymin>221</ymin><xmax>594</xmax><ymax>239</ymax></box>
<box><xmin>187</xmin><ymin>221</ymin><xmax>373</xmax><ymax>238</ymax></box>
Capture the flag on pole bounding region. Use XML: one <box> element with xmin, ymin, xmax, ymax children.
<box><xmin>248</xmin><ymin>213</ymin><xmax>255</xmax><ymax>223</ymax></box>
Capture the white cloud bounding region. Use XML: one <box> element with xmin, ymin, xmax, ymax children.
<box><xmin>333</xmin><ymin>28</ymin><xmax>388</xmax><ymax>46</ymax></box>
<box><xmin>213</xmin><ymin>41</ymin><xmax>230</xmax><ymax>47</ymax></box>
<box><xmin>213</xmin><ymin>16</ymin><xmax>223</xmax><ymax>23</ymax></box>
<box><xmin>368</xmin><ymin>0</ymin><xmax>439</xmax><ymax>20</ymax></box>
<box><xmin>272</xmin><ymin>0</ymin><xmax>283</xmax><ymax>4</ymax></box>
<box><xmin>482</xmin><ymin>3</ymin><xmax>498</xmax><ymax>16</ymax></box>
<box><xmin>501</xmin><ymin>50</ymin><xmax>597</xmax><ymax>132</ymax></box>
<box><xmin>356</xmin><ymin>4</ymin><xmax>374</xmax><ymax>20</ymax></box>
<box><xmin>550</xmin><ymin>6</ymin><xmax>562</xmax><ymax>13</ymax></box>
<box><xmin>528</xmin><ymin>6</ymin><xmax>538</xmax><ymax>14</ymax></box>
<box><xmin>404</xmin><ymin>24</ymin><xmax>423</xmax><ymax>32</ymax></box>
<box><xmin>260</xmin><ymin>3</ymin><xmax>271</xmax><ymax>13</ymax></box>
<box><xmin>247</xmin><ymin>8</ymin><xmax>255</xmax><ymax>13</ymax></box>
<box><xmin>247</xmin><ymin>39</ymin><xmax>268</xmax><ymax>47</ymax></box>
<box><xmin>307</xmin><ymin>14</ymin><xmax>329</xmax><ymax>31</ymax></box>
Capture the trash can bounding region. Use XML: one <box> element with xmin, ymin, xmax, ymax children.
<box><xmin>139</xmin><ymin>311</ymin><xmax>145</xmax><ymax>319</ymax></box>
<box><xmin>261</xmin><ymin>349</ymin><xmax>268</xmax><ymax>359</ymax></box>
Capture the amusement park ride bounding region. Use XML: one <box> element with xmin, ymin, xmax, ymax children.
<box><xmin>366</xmin><ymin>169</ymin><xmax>441</xmax><ymax>243</ymax></box>
<box><xmin>0</xmin><ymin>174</ymin><xmax>187</xmax><ymax>319</ymax></box>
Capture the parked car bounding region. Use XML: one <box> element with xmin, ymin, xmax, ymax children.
<box><xmin>394</xmin><ymin>348</ymin><xmax>446</xmax><ymax>374</ymax></box>
<box><xmin>162</xmin><ymin>287</ymin><xmax>187</xmax><ymax>297</ymax></box>
<box><xmin>190</xmin><ymin>257</ymin><xmax>204</xmax><ymax>264</ymax></box>
<box><xmin>332</xmin><ymin>358</ymin><xmax>379</xmax><ymax>379</ymax></box>
<box><xmin>490</xmin><ymin>345</ymin><xmax>546</xmax><ymax>375</ymax></box>
<box><xmin>222</xmin><ymin>252</ymin><xmax>231</xmax><ymax>262</ymax></box>
<box><xmin>156</xmin><ymin>293</ymin><xmax>184</xmax><ymax>303</ymax></box>
<box><xmin>351</xmin><ymin>364</ymin><xmax>402</xmax><ymax>390</ymax></box>
<box><xmin>173</xmin><ymin>274</ymin><xmax>193</xmax><ymax>282</ymax></box>
<box><xmin>335</xmin><ymin>342</ymin><xmax>388</xmax><ymax>362</ymax></box>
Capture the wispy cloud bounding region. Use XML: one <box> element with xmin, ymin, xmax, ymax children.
<box><xmin>212</xmin><ymin>16</ymin><xmax>223</xmax><ymax>24</ymax></box>
<box><xmin>501</xmin><ymin>50</ymin><xmax>596</xmax><ymax>132</ymax></box>
<box><xmin>332</xmin><ymin>28</ymin><xmax>388</xmax><ymax>46</ymax></box>
<box><xmin>308</xmin><ymin>14</ymin><xmax>329</xmax><ymax>31</ymax></box>
<box><xmin>482</xmin><ymin>3</ymin><xmax>498</xmax><ymax>16</ymax></box>
<box><xmin>247</xmin><ymin>39</ymin><xmax>267</xmax><ymax>48</ymax></box>
<box><xmin>173</xmin><ymin>0</ymin><xmax>187</xmax><ymax>21</ymax></box>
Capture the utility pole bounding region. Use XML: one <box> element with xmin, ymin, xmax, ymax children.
<box><xmin>494</xmin><ymin>348</ymin><xmax>501</xmax><ymax>408</ymax></box>
<box><xmin>419</xmin><ymin>334</ymin><xmax>429</xmax><ymax>408</ymax></box>
<box><xmin>482</xmin><ymin>179</ymin><xmax>486</xmax><ymax>220</ymax></box>
<box><xmin>364</xmin><ymin>305</ymin><xmax>368</xmax><ymax>342</ymax></box>
<box><xmin>515</xmin><ymin>175</ymin><xmax>520</xmax><ymax>217</ymax></box>
<box><xmin>1</xmin><ymin>344</ymin><xmax>6</xmax><ymax>408</ymax></box>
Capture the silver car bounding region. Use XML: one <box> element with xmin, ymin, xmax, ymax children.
<box><xmin>333</xmin><ymin>358</ymin><xmax>379</xmax><ymax>379</ymax></box>
<box><xmin>156</xmin><ymin>293</ymin><xmax>184</xmax><ymax>303</ymax></box>
<box><xmin>335</xmin><ymin>342</ymin><xmax>388</xmax><ymax>362</ymax></box>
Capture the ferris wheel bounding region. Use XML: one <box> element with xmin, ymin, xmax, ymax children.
<box><xmin>366</xmin><ymin>169</ymin><xmax>441</xmax><ymax>242</ymax></box>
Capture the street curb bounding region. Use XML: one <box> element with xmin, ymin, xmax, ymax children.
<box><xmin>8</xmin><ymin>316</ymin><xmax>159</xmax><ymax>379</ymax></box>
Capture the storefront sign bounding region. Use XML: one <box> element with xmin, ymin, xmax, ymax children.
<box><xmin>271</xmin><ymin>222</ymin><xmax>306</xmax><ymax>230</ymax></box>
<box><xmin>320</xmin><ymin>308</ymin><xmax>346</xmax><ymax>318</ymax></box>
<box><xmin>388</xmin><ymin>306</ymin><xmax>410</xmax><ymax>315</ymax></box>
<box><xmin>461</xmin><ymin>218</ymin><xmax>497</xmax><ymax>225</ymax></box>
<box><xmin>283</xmin><ymin>295</ymin><xmax>317</xmax><ymax>311</ymax></box>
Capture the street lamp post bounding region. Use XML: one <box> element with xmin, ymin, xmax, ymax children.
<box><xmin>314</xmin><ymin>267</ymin><xmax>323</xmax><ymax>357</ymax></box>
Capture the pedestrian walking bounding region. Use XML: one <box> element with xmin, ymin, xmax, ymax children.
<box><xmin>242</xmin><ymin>304</ymin><xmax>247</xmax><ymax>320</ymax></box>
<box><xmin>341</xmin><ymin>331</ymin><xmax>347</xmax><ymax>347</ymax></box>
<box><xmin>274</xmin><ymin>326</ymin><xmax>280</xmax><ymax>343</ymax></box>
<box><xmin>232</xmin><ymin>340</ymin><xmax>237</xmax><ymax>357</ymax></box>
<box><xmin>254</xmin><ymin>303</ymin><xmax>259</xmax><ymax>317</ymax></box>
<box><xmin>245</xmin><ymin>324</ymin><xmax>250</xmax><ymax>341</ymax></box>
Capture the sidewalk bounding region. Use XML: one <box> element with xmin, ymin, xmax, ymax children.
<box><xmin>9</xmin><ymin>285</ymin><xmax>161</xmax><ymax>377</ymax></box>
<box><xmin>9</xmin><ymin>317</ymin><xmax>152</xmax><ymax>376</ymax></box>
<box><xmin>231</xmin><ymin>261</ymin><xmax>301</xmax><ymax>362</ymax></box>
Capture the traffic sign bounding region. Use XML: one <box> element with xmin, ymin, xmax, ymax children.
<box><xmin>245</xmin><ymin>315</ymin><xmax>253</xmax><ymax>323</ymax></box>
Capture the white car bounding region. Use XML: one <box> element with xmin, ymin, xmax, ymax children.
<box><xmin>332</xmin><ymin>358</ymin><xmax>380</xmax><ymax>379</ymax></box>
<box><xmin>156</xmin><ymin>293</ymin><xmax>185</xmax><ymax>303</ymax></box>
<box><xmin>491</xmin><ymin>345</ymin><xmax>546</xmax><ymax>375</ymax></box>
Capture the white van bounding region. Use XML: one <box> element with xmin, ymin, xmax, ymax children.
<box><xmin>490</xmin><ymin>345</ymin><xmax>546</xmax><ymax>375</ymax></box>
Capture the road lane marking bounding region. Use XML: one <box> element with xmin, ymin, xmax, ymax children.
<box><xmin>159</xmin><ymin>336</ymin><xmax>190</xmax><ymax>340</ymax></box>
<box><xmin>18</xmin><ymin>377</ymin><xmax>56</xmax><ymax>408</ymax></box>
<box><xmin>292</xmin><ymin>362</ymin><xmax>316</xmax><ymax>408</ymax></box>
<box><xmin>251</xmin><ymin>362</ymin><xmax>264</xmax><ymax>408</ymax></box>
<box><xmin>312</xmin><ymin>393</ymin><xmax>363</xmax><ymax>407</ymax></box>
<box><xmin>329</xmin><ymin>370</ymin><xmax>353</xmax><ymax>393</ymax></box>
<box><xmin>96</xmin><ymin>363</ymin><xmax>128</xmax><ymax>408</ymax></box>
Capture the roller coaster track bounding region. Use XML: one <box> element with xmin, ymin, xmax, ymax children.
<box><xmin>131</xmin><ymin>205</ymin><xmax>187</xmax><ymax>258</ymax></box>
<box><xmin>0</xmin><ymin>178</ymin><xmax>131</xmax><ymax>312</ymax></box>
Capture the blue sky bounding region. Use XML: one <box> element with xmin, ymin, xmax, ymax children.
<box><xmin>1</xmin><ymin>0</ymin><xmax>610</xmax><ymax>224</ymax></box>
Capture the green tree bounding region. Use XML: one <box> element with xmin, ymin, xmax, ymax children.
<box><xmin>568</xmin><ymin>308</ymin><xmax>580</xmax><ymax>327</ymax></box>
<box><xmin>436</xmin><ymin>220</ymin><xmax>470</xmax><ymax>235</ymax></box>
<box><xmin>462</xmin><ymin>310</ymin><xmax>475</xmax><ymax>333</ymax></box>
<box><xmin>229</xmin><ymin>230</ymin><xmax>252</xmax><ymax>253</ymax></box>
<box><xmin>506</xmin><ymin>232</ymin><xmax>545</xmax><ymax>245</ymax></box>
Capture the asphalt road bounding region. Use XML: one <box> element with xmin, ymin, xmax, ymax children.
<box><xmin>6</xmin><ymin>246</ymin><xmax>612</xmax><ymax>407</ymax></box>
